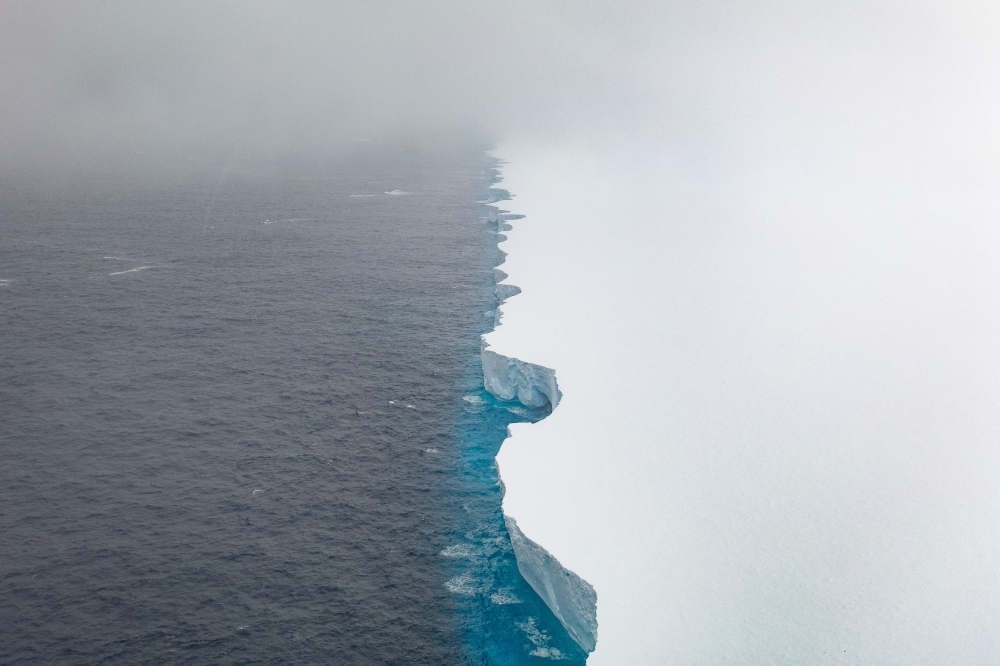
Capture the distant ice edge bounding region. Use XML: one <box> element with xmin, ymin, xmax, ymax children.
<box><xmin>478</xmin><ymin>158</ymin><xmax>598</xmax><ymax>654</ymax></box>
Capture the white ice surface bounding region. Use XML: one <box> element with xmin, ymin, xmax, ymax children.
<box><xmin>485</xmin><ymin>5</ymin><xmax>1000</xmax><ymax>662</ymax></box>
<box><xmin>486</xmin><ymin>129</ymin><xmax>1000</xmax><ymax>664</ymax></box>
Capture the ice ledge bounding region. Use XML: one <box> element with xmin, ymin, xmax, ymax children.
<box><xmin>481</xmin><ymin>344</ymin><xmax>561</xmax><ymax>410</ymax></box>
<box><xmin>505</xmin><ymin>516</ymin><xmax>599</xmax><ymax>653</ymax></box>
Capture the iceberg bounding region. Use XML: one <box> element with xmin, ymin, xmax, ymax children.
<box><xmin>481</xmin><ymin>345</ymin><xmax>560</xmax><ymax>410</ymax></box>
<box><xmin>479</xmin><ymin>163</ymin><xmax>594</xmax><ymax>654</ymax></box>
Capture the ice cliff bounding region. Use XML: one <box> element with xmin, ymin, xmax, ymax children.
<box><xmin>505</xmin><ymin>516</ymin><xmax>598</xmax><ymax>654</ymax></box>
<box><xmin>481</xmin><ymin>345</ymin><xmax>560</xmax><ymax>410</ymax></box>
<box><xmin>478</xmin><ymin>163</ymin><xmax>597</xmax><ymax>653</ymax></box>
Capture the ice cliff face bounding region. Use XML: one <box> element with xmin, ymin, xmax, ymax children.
<box><xmin>505</xmin><ymin>516</ymin><xmax>598</xmax><ymax>654</ymax></box>
<box><xmin>478</xmin><ymin>161</ymin><xmax>597</xmax><ymax>653</ymax></box>
<box><xmin>481</xmin><ymin>346</ymin><xmax>561</xmax><ymax>410</ymax></box>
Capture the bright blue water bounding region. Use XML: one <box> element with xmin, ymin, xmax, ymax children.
<box><xmin>0</xmin><ymin>147</ymin><xmax>585</xmax><ymax>664</ymax></box>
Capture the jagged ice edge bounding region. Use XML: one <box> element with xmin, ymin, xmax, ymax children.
<box><xmin>477</xmin><ymin>165</ymin><xmax>598</xmax><ymax>654</ymax></box>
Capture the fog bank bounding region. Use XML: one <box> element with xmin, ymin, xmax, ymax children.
<box><xmin>0</xmin><ymin>0</ymin><xmax>661</xmax><ymax>173</ymax></box>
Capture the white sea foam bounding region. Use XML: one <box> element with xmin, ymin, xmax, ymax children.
<box><xmin>444</xmin><ymin>574</ymin><xmax>477</xmax><ymax>596</ymax></box>
<box><xmin>388</xmin><ymin>400</ymin><xmax>417</xmax><ymax>409</ymax></box>
<box><xmin>515</xmin><ymin>618</ymin><xmax>566</xmax><ymax>660</ymax></box>
<box><xmin>384</xmin><ymin>190</ymin><xmax>410</xmax><ymax>196</ymax></box>
<box><xmin>440</xmin><ymin>544</ymin><xmax>475</xmax><ymax>558</ymax></box>
<box><xmin>489</xmin><ymin>588</ymin><xmax>522</xmax><ymax>605</ymax></box>
<box><xmin>108</xmin><ymin>265</ymin><xmax>157</xmax><ymax>276</ymax></box>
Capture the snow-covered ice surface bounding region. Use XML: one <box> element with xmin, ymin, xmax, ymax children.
<box><xmin>485</xmin><ymin>124</ymin><xmax>1000</xmax><ymax>663</ymax></box>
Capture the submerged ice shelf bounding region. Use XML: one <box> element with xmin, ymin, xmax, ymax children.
<box><xmin>479</xmin><ymin>180</ymin><xmax>597</xmax><ymax>654</ymax></box>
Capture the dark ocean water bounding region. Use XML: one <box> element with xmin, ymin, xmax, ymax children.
<box><xmin>0</xmin><ymin>146</ymin><xmax>585</xmax><ymax>665</ymax></box>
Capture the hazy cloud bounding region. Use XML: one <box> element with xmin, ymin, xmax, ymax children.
<box><xmin>0</xmin><ymin>0</ymin><xmax>668</xmax><ymax>171</ymax></box>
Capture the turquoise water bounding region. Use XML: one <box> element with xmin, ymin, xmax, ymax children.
<box><xmin>448</xmin><ymin>381</ymin><xmax>588</xmax><ymax>665</ymax></box>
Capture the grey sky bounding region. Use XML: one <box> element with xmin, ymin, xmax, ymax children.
<box><xmin>4</xmin><ymin>1</ymin><xmax>998</xmax><ymax>170</ymax></box>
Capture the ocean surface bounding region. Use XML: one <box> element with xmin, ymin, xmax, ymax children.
<box><xmin>0</xmin><ymin>146</ymin><xmax>586</xmax><ymax>665</ymax></box>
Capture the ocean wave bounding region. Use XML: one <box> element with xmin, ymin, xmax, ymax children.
<box><xmin>108</xmin><ymin>266</ymin><xmax>157</xmax><ymax>276</ymax></box>
<box><xmin>262</xmin><ymin>218</ymin><xmax>315</xmax><ymax>224</ymax></box>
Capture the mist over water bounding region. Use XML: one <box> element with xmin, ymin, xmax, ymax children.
<box><xmin>0</xmin><ymin>0</ymin><xmax>657</xmax><ymax>174</ymax></box>
<box><xmin>0</xmin><ymin>146</ymin><xmax>590</xmax><ymax>664</ymax></box>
